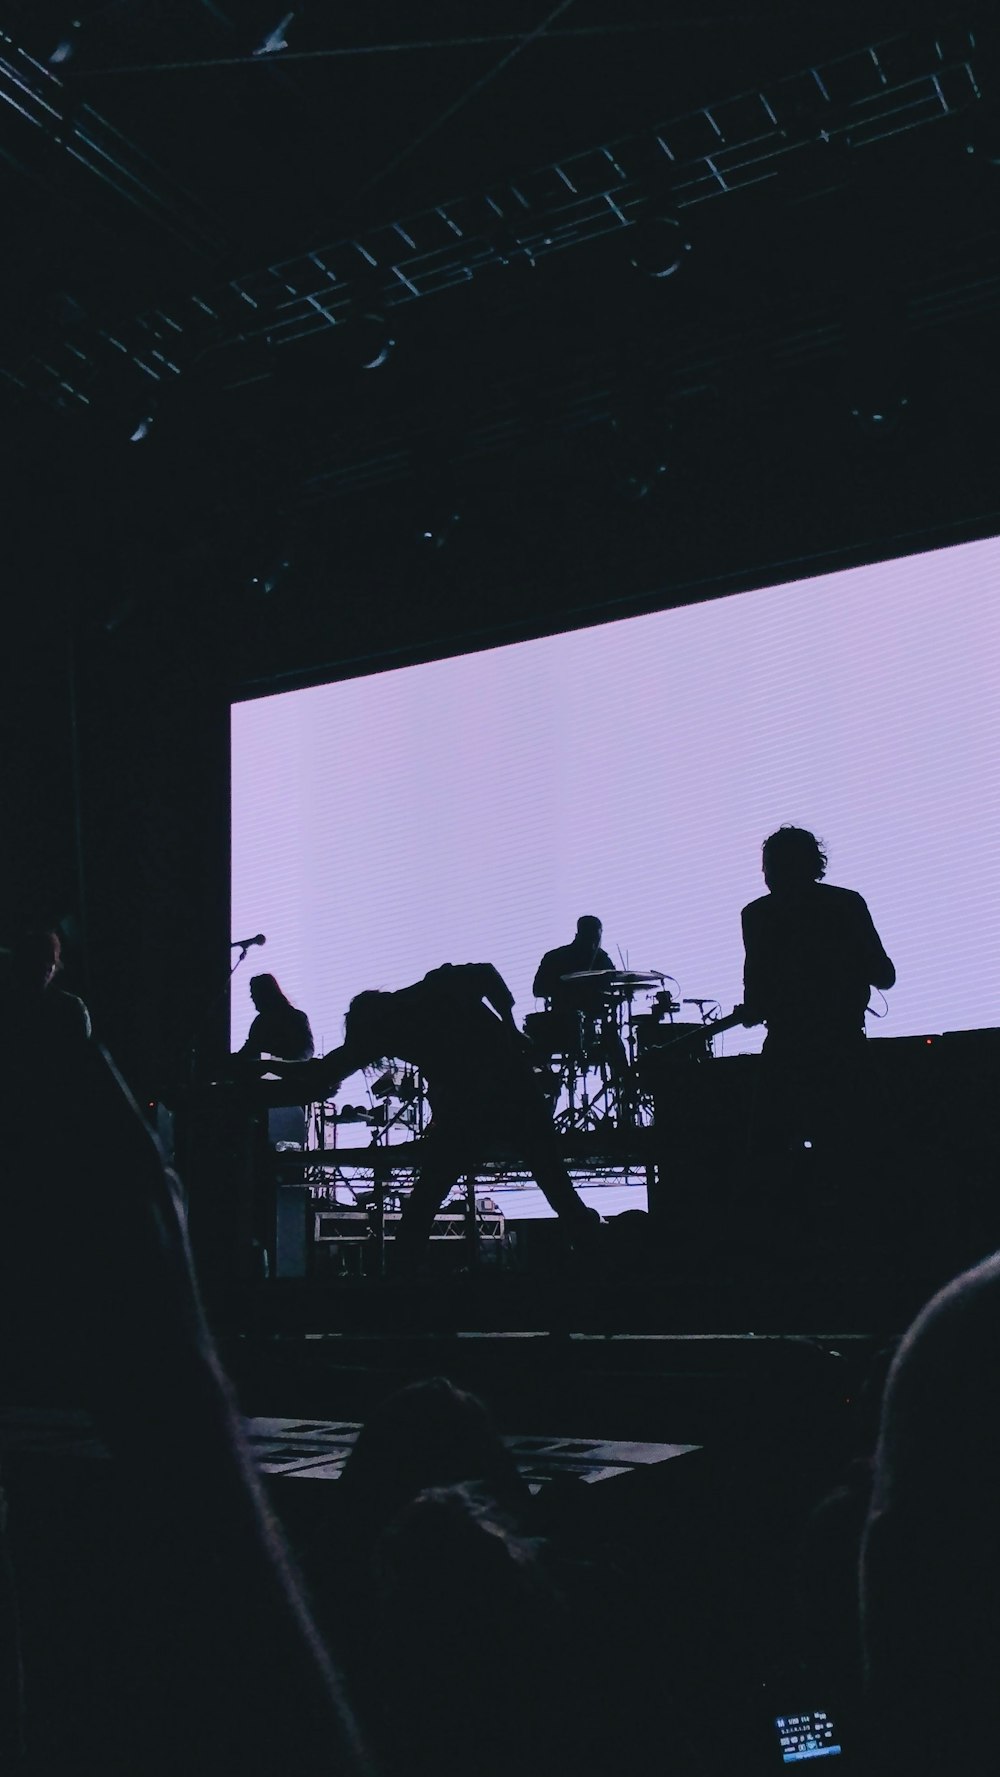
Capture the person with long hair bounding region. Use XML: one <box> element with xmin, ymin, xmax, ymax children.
<box><xmin>267</xmin><ymin>962</ymin><xmax>600</xmax><ymax>1262</ymax></box>
<box><xmin>235</xmin><ymin>972</ymin><xmax>314</xmax><ymax>1067</ymax></box>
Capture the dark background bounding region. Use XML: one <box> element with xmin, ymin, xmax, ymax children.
<box><xmin>3</xmin><ymin>2</ymin><xmax>999</xmax><ymax>1094</ymax></box>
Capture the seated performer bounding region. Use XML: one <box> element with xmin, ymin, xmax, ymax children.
<box><xmin>533</xmin><ymin>915</ymin><xmax>614</xmax><ymax>1020</ymax></box>
<box><xmin>234</xmin><ymin>973</ymin><xmax>314</xmax><ymax>1069</ymax></box>
<box><xmin>741</xmin><ymin>826</ymin><xmax>895</xmax><ymax>1157</ymax></box>
<box><xmin>264</xmin><ymin>963</ymin><xmax>601</xmax><ymax>1261</ymax></box>
<box><xmin>533</xmin><ymin>916</ymin><xmax>629</xmax><ymax>1086</ymax></box>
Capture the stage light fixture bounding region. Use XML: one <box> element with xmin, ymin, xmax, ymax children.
<box><xmin>250</xmin><ymin>555</ymin><xmax>292</xmax><ymax>594</ymax></box>
<box><xmin>418</xmin><ymin>510</ymin><xmax>461</xmax><ymax>550</ymax></box>
<box><xmin>254</xmin><ymin>11</ymin><xmax>295</xmax><ymax>56</ymax></box>
<box><xmin>617</xmin><ymin>457</ymin><xmax>669</xmax><ymax>501</ymax></box>
<box><xmin>610</xmin><ymin>408</ymin><xmax>672</xmax><ymax>501</ymax></box>
<box><xmin>849</xmin><ymin>394</ymin><xmax>909</xmax><ymax>438</ymax></box>
<box><xmin>354</xmin><ymin>310</ymin><xmax>396</xmax><ymax>370</ymax></box>
<box><xmin>962</xmin><ymin>109</ymin><xmax>1000</xmax><ymax>167</ymax></box>
<box><xmin>48</xmin><ymin>21</ymin><xmax>80</xmax><ymax>66</ymax></box>
<box><xmin>627</xmin><ymin>213</ymin><xmax>693</xmax><ymax>280</ymax></box>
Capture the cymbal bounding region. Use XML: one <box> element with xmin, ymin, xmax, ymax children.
<box><xmin>560</xmin><ymin>968</ymin><xmax>615</xmax><ymax>981</ymax></box>
<box><xmin>606</xmin><ymin>971</ymin><xmax>664</xmax><ymax>992</ymax></box>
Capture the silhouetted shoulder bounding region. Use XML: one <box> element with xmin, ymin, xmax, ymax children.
<box><xmin>743</xmin><ymin>882</ymin><xmax>868</xmax><ymax>920</ymax></box>
<box><xmin>741</xmin><ymin>892</ymin><xmax>770</xmax><ymax>921</ymax></box>
<box><xmin>816</xmin><ymin>883</ymin><xmax>868</xmax><ymax>909</ymax></box>
<box><xmin>49</xmin><ymin>989</ymin><xmax>92</xmax><ymax>1039</ymax></box>
<box><xmin>880</xmin><ymin>1249</ymin><xmax>1000</xmax><ymax>1393</ymax></box>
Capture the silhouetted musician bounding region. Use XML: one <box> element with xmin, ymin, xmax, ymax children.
<box><xmin>532</xmin><ymin>916</ymin><xmax>631</xmax><ymax>1086</ymax></box>
<box><xmin>234</xmin><ymin>974</ymin><xmax>314</xmax><ymax>1070</ymax></box>
<box><xmin>234</xmin><ymin>972</ymin><xmax>314</xmax><ymax>1151</ymax></box>
<box><xmin>741</xmin><ymin>826</ymin><xmax>895</xmax><ymax>1157</ymax></box>
<box><xmin>533</xmin><ymin>915</ymin><xmax>614</xmax><ymax>1019</ymax></box>
<box><xmin>265</xmin><ymin>963</ymin><xmax>599</xmax><ymax>1263</ymax></box>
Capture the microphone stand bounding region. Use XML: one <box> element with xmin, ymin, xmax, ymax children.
<box><xmin>182</xmin><ymin>940</ymin><xmax>258</xmax><ymax>1091</ymax></box>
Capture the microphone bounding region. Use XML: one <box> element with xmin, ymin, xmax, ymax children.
<box><xmin>231</xmin><ymin>934</ymin><xmax>266</xmax><ymax>949</ymax></box>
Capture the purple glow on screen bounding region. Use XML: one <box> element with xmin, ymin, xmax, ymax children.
<box><xmin>231</xmin><ymin>538</ymin><xmax>1000</xmax><ymax>1055</ymax></box>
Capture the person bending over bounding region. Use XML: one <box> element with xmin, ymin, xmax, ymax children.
<box><xmin>267</xmin><ymin>962</ymin><xmax>600</xmax><ymax>1260</ymax></box>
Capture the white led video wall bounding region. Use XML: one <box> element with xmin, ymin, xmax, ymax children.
<box><xmin>232</xmin><ymin>536</ymin><xmax>1000</xmax><ymax>1059</ymax></box>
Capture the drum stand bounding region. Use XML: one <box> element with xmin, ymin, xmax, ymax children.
<box><xmin>527</xmin><ymin>1015</ymin><xmax>627</xmax><ymax>1132</ymax></box>
<box><xmin>553</xmin><ymin>1036</ymin><xmax>617</xmax><ymax>1133</ymax></box>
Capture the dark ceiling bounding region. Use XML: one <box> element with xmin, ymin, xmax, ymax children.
<box><xmin>3</xmin><ymin>2</ymin><xmax>999</xmax><ymax>1064</ymax></box>
<box><xmin>3</xmin><ymin>2</ymin><xmax>1000</xmax><ymax>689</ymax></box>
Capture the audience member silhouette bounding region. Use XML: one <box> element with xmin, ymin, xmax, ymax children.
<box><xmin>0</xmin><ymin>1035</ymin><xmax>370</xmax><ymax>1776</ymax></box>
<box><xmin>369</xmin><ymin>1482</ymin><xmax>582</xmax><ymax>1777</ymax></box>
<box><xmin>308</xmin><ymin>1380</ymin><xmax>606</xmax><ymax>1777</ymax></box>
<box><xmin>791</xmin><ymin>1341</ymin><xmax>900</xmax><ymax>1724</ymax></box>
<box><xmin>337</xmin><ymin>1376</ymin><xmax>531</xmax><ymax>1541</ymax></box>
<box><xmin>0</xmin><ymin>1469</ymin><xmax>25</xmax><ymax>1771</ymax></box>
<box><xmin>308</xmin><ymin>1379</ymin><xmax>532</xmax><ymax>1732</ymax></box>
<box><xmin>741</xmin><ymin>827</ymin><xmax>894</xmax><ymax>1163</ymax></box>
<box><xmin>860</xmin><ymin>1249</ymin><xmax>1000</xmax><ymax>1776</ymax></box>
<box><xmin>266</xmin><ymin>963</ymin><xmax>601</xmax><ymax>1260</ymax></box>
<box><xmin>0</xmin><ymin>928</ymin><xmax>91</xmax><ymax>1058</ymax></box>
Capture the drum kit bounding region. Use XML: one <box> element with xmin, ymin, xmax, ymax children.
<box><xmin>523</xmin><ymin>966</ymin><xmax>708</xmax><ymax>1132</ymax></box>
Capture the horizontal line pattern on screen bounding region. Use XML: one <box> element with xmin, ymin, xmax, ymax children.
<box><xmin>231</xmin><ymin>535</ymin><xmax>1000</xmax><ymax>1057</ymax></box>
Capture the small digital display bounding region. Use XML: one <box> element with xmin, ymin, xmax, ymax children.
<box><xmin>775</xmin><ymin>1710</ymin><xmax>842</xmax><ymax>1762</ymax></box>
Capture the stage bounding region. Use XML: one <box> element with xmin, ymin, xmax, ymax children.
<box><xmin>175</xmin><ymin>1028</ymin><xmax>1000</xmax><ymax>1343</ymax></box>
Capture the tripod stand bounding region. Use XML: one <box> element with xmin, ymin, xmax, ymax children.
<box><xmin>524</xmin><ymin>1008</ymin><xmax>619</xmax><ymax>1133</ymax></box>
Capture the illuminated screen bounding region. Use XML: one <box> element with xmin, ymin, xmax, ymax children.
<box><xmin>231</xmin><ymin>536</ymin><xmax>1000</xmax><ymax>1060</ymax></box>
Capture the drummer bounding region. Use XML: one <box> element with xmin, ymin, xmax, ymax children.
<box><xmin>532</xmin><ymin>916</ymin><xmax>618</xmax><ymax>1016</ymax></box>
<box><xmin>533</xmin><ymin>915</ymin><xmax>631</xmax><ymax>1091</ymax></box>
<box><xmin>532</xmin><ymin>914</ymin><xmax>615</xmax><ymax>1019</ymax></box>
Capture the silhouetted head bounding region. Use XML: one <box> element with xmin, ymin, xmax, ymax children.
<box><xmin>375</xmin><ymin>1482</ymin><xmax>543</xmax><ymax>1600</ymax></box>
<box><xmin>762</xmin><ymin>826</ymin><xmax>828</xmax><ymax>891</ymax></box>
<box><xmin>373</xmin><ymin>1481</ymin><xmax>554</xmax><ymax>1643</ymax></box>
<box><xmin>575</xmin><ymin>914</ymin><xmax>603</xmax><ymax>950</ymax></box>
<box><xmin>338</xmin><ymin>1376</ymin><xmax>529</xmax><ymax>1541</ymax></box>
<box><xmin>249</xmin><ymin>972</ymin><xmax>286</xmax><ymax>1012</ymax></box>
<box><xmin>8</xmin><ymin>929</ymin><xmax>62</xmax><ymax>993</ymax></box>
<box><xmin>370</xmin><ymin>1481</ymin><xmax>565</xmax><ymax>1777</ymax></box>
